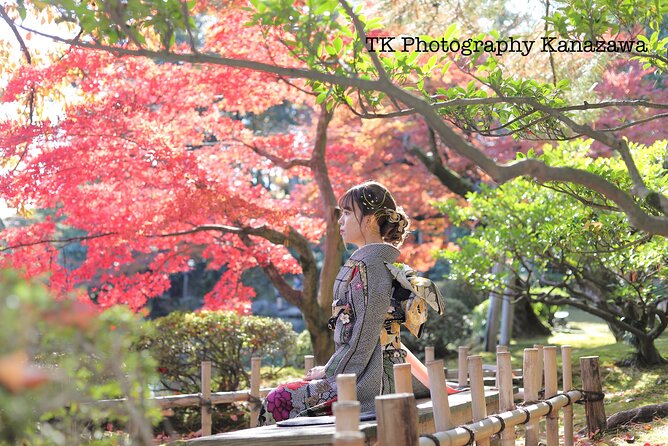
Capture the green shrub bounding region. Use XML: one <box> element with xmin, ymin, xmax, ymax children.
<box><xmin>137</xmin><ymin>311</ymin><xmax>297</xmax><ymax>433</ymax></box>
<box><xmin>0</xmin><ymin>269</ymin><xmax>160</xmax><ymax>446</ymax></box>
<box><xmin>292</xmin><ymin>330</ymin><xmax>314</xmax><ymax>367</ymax></box>
<box><xmin>137</xmin><ymin>311</ymin><xmax>297</xmax><ymax>395</ymax></box>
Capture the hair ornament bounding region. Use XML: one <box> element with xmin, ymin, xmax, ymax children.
<box><xmin>386</xmin><ymin>209</ymin><xmax>401</xmax><ymax>223</ymax></box>
<box><xmin>379</xmin><ymin>208</ymin><xmax>408</xmax><ymax>230</ymax></box>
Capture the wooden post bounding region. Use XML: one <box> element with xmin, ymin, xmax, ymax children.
<box><xmin>375</xmin><ymin>393</ymin><xmax>418</xmax><ymax>446</ymax></box>
<box><xmin>304</xmin><ymin>355</ymin><xmax>315</xmax><ymax>372</ymax></box>
<box><xmin>495</xmin><ymin>345</ymin><xmax>508</xmax><ymax>389</ymax></box>
<box><xmin>497</xmin><ymin>352</ymin><xmax>516</xmax><ymax>446</ymax></box>
<box><xmin>544</xmin><ymin>346</ymin><xmax>558</xmax><ymax>446</ymax></box>
<box><xmin>337</xmin><ymin>374</ymin><xmax>357</xmax><ymax>402</ymax></box>
<box><xmin>468</xmin><ymin>355</ymin><xmax>490</xmax><ymax>446</ymax></box>
<box><xmin>334</xmin><ymin>432</ymin><xmax>365</xmax><ymax>446</ymax></box>
<box><xmin>580</xmin><ymin>356</ymin><xmax>606</xmax><ymax>437</ymax></box>
<box><xmin>425</xmin><ymin>346</ymin><xmax>435</xmax><ymax>363</ymax></box>
<box><xmin>334</xmin><ymin>400</ymin><xmax>360</xmax><ymax>432</ymax></box>
<box><xmin>334</xmin><ymin>399</ymin><xmax>364</xmax><ymax>446</ymax></box>
<box><xmin>458</xmin><ymin>346</ymin><xmax>469</xmax><ymax>387</ymax></box>
<box><xmin>523</xmin><ymin>348</ymin><xmax>540</xmax><ymax>446</ymax></box>
<box><xmin>393</xmin><ymin>363</ymin><xmax>413</xmax><ymax>394</ymax></box>
<box><xmin>427</xmin><ymin>360</ymin><xmax>452</xmax><ymax>431</ymax></box>
<box><xmin>562</xmin><ymin>346</ymin><xmax>574</xmax><ymax>446</ymax></box>
<box><xmin>201</xmin><ymin>361</ymin><xmax>212</xmax><ymax>436</ymax></box>
<box><xmin>249</xmin><ymin>357</ymin><xmax>261</xmax><ymax>428</ymax></box>
<box><xmin>533</xmin><ymin>344</ymin><xmax>544</xmax><ymax>390</ymax></box>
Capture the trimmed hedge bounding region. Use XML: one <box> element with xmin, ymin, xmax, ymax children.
<box><xmin>137</xmin><ymin>311</ymin><xmax>298</xmax><ymax>394</ymax></box>
<box><xmin>136</xmin><ymin>311</ymin><xmax>297</xmax><ymax>433</ymax></box>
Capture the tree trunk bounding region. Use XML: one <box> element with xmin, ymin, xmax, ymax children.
<box><xmin>512</xmin><ymin>296</ymin><xmax>552</xmax><ymax>338</ymax></box>
<box><xmin>634</xmin><ymin>335</ymin><xmax>667</xmax><ymax>366</ymax></box>
<box><xmin>304</xmin><ymin>312</ymin><xmax>334</xmax><ymax>364</ymax></box>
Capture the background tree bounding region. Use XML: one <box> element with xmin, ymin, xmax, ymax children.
<box><xmin>1</xmin><ymin>0</ymin><xmax>668</xmax><ymax>359</ymax></box>
<box><xmin>440</xmin><ymin>141</ymin><xmax>668</xmax><ymax>365</ymax></box>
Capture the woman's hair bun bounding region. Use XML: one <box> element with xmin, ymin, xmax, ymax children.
<box><xmin>338</xmin><ymin>181</ymin><xmax>410</xmax><ymax>247</ymax></box>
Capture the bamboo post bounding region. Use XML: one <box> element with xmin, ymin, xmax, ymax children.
<box><xmin>427</xmin><ymin>360</ymin><xmax>452</xmax><ymax>431</ymax></box>
<box><xmin>580</xmin><ymin>356</ymin><xmax>606</xmax><ymax>437</ymax></box>
<box><xmin>337</xmin><ymin>374</ymin><xmax>357</xmax><ymax>402</ymax></box>
<box><xmin>334</xmin><ymin>400</ymin><xmax>361</xmax><ymax>432</ymax></box>
<box><xmin>334</xmin><ymin>400</ymin><xmax>364</xmax><ymax>446</ymax></box>
<box><xmin>544</xmin><ymin>346</ymin><xmax>558</xmax><ymax>446</ymax></box>
<box><xmin>249</xmin><ymin>357</ymin><xmax>261</xmax><ymax>428</ymax></box>
<box><xmin>458</xmin><ymin>346</ymin><xmax>469</xmax><ymax>387</ymax></box>
<box><xmin>304</xmin><ymin>355</ymin><xmax>315</xmax><ymax>372</ymax></box>
<box><xmin>375</xmin><ymin>393</ymin><xmax>418</xmax><ymax>446</ymax></box>
<box><xmin>533</xmin><ymin>344</ymin><xmax>544</xmax><ymax>390</ymax></box>
<box><xmin>562</xmin><ymin>346</ymin><xmax>574</xmax><ymax>446</ymax></box>
<box><xmin>394</xmin><ymin>363</ymin><xmax>413</xmax><ymax>394</ymax></box>
<box><xmin>497</xmin><ymin>351</ymin><xmax>516</xmax><ymax>446</ymax></box>
<box><xmin>468</xmin><ymin>355</ymin><xmax>490</xmax><ymax>446</ymax></box>
<box><xmin>523</xmin><ymin>348</ymin><xmax>540</xmax><ymax>446</ymax></box>
<box><xmin>495</xmin><ymin>345</ymin><xmax>508</xmax><ymax>389</ymax></box>
<box><xmin>425</xmin><ymin>346</ymin><xmax>435</xmax><ymax>363</ymax></box>
<box><xmin>334</xmin><ymin>432</ymin><xmax>365</xmax><ymax>446</ymax></box>
<box><xmin>201</xmin><ymin>361</ymin><xmax>212</xmax><ymax>436</ymax></box>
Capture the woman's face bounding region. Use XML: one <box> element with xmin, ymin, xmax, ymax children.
<box><xmin>338</xmin><ymin>202</ymin><xmax>366</xmax><ymax>246</ymax></box>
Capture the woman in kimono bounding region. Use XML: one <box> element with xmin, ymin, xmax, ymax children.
<box><xmin>257</xmin><ymin>181</ymin><xmax>411</xmax><ymax>425</ymax></box>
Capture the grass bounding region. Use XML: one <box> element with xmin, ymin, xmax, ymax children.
<box><xmin>448</xmin><ymin>308</ymin><xmax>668</xmax><ymax>445</ymax></box>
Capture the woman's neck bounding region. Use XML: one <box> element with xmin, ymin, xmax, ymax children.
<box><xmin>359</xmin><ymin>234</ymin><xmax>384</xmax><ymax>246</ymax></box>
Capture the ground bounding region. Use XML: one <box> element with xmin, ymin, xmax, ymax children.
<box><xmin>461</xmin><ymin>308</ymin><xmax>668</xmax><ymax>446</ymax></box>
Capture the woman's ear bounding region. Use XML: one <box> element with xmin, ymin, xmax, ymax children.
<box><xmin>364</xmin><ymin>214</ymin><xmax>379</xmax><ymax>233</ymax></box>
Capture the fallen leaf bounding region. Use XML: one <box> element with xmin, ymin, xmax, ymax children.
<box><xmin>621</xmin><ymin>432</ymin><xmax>635</xmax><ymax>443</ymax></box>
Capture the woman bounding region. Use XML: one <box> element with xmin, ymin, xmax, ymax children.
<box><xmin>257</xmin><ymin>181</ymin><xmax>410</xmax><ymax>426</ymax></box>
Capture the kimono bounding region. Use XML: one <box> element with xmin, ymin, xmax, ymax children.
<box><xmin>257</xmin><ymin>243</ymin><xmax>400</xmax><ymax>426</ymax></box>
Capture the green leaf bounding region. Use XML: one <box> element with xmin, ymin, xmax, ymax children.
<box><xmin>332</xmin><ymin>37</ymin><xmax>342</xmax><ymax>53</ymax></box>
<box><xmin>442</xmin><ymin>23</ymin><xmax>457</xmax><ymax>41</ymax></box>
<box><xmin>316</xmin><ymin>91</ymin><xmax>328</xmax><ymax>104</ymax></box>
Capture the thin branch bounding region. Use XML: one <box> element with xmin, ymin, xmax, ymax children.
<box><xmin>0</xmin><ymin>232</ymin><xmax>118</xmax><ymax>252</ymax></box>
<box><xmin>150</xmin><ymin>224</ymin><xmax>290</xmax><ymax>245</ymax></box>
<box><xmin>337</xmin><ymin>0</ymin><xmax>392</xmax><ymax>86</ymax></box>
<box><xmin>539</xmin><ymin>182</ymin><xmax>621</xmax><ymax>212</ymax></box>
<box><xmin>180</xmin><ymin>1</ymin><xmax>197</xmax><ymax>53</ymax></box>
<box><xmin>631</xmin><ymin>51</ymin><xmax>668</xmax><ymax>68</ymax></box>
<box><xmin>1</xmin><ymin>4</ymin><xmax>35</xmax><ymax>124</ymax></box>
<box><xmin>545</xmin><ymin>0</ymin><xmax>558</xmax><ymax>87</ymax></box>
<box><xmin>595</xmin><ymin>112</ymin><xmax>668</xmax><ymax>132</ymax></box>
<box><xmin>0</xmin><ymin>5</ymin><xmax>31</xmax><ymax>63</ymax></box>
<box><xmin>234</xmin><ymin>139</ymin><xmax>312</xmax><ymax>170</ymax></box>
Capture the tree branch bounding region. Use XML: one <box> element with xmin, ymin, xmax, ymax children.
<box><xmin>14</xmin><ymin>22</ymin><xmax>668</xmax><ymax>236</ymax></box>
<box><xmin>237</xmin><ymin>233</ymin><xmax>302</xmax><ymax>305</ymax></box>
<box><xmin>0</xmin><ymin>232</ymin><xmax>118</xmax><ymax>252</ymax></box>
<box><xmin>19</xmin><ymin>24</ymin><xmax>385</xmax><ymax>92</ymax></box>
<box><xmin>235</xmin><ymin>139</ymin><xmax>311</xmax><ymax>170</ymax></box>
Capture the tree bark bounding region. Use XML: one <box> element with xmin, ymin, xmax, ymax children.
<box><xmin>634</xmin><ymin>334</ymin><xmax>667</xmax><ymax>366</ymax></box>
<box><xmin>512</xmin><ymin>296</ymin><xmax>552</xmax><ymax>338</ymax></box>
<box><xmin>606</xmin><ymin>403</ymin><xmax>668</xmax><ymax>430</ymax></box>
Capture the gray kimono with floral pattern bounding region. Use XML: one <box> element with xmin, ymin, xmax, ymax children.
<box><xmin>324</xmin><ymin>243</ymin><xmax>400</xmax><ymax>413</ymax></box>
